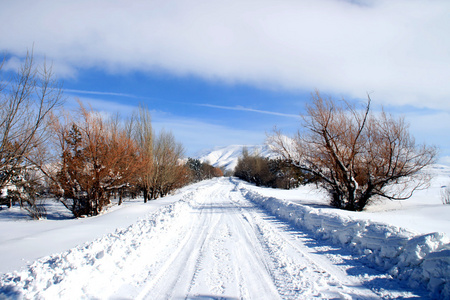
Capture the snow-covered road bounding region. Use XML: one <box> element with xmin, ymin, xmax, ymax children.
<box><xmin>0</xmin><ymin>178</ymin><xmax>427</xmax><ymax>299</ymax></box>
<box><xmin>136</xmin><ymin>181</ymin><xmax>383</xmax><ymax>300</ymax></box>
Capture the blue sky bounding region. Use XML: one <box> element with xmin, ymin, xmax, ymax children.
<box><xmin>62</xmin><ymin>71</ymin><xmax>306</xmax><ymax>155</ymax></box>
<box><xmin>1</xmin><ymin>0</ymin><xmax>449</xmax><ymax>162</ymax></box>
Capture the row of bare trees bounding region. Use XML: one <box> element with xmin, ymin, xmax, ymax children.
<box><xmin>269</xmin><ymin>91</ymin><xmax>437</xmax><ymax>211</ymax></box>
<box><xmin>0</xmin><ymin>51</ymin><xmax>193</xmax><ymax>218</ymax></box>
<box><xmin>131</xmin><ymin>106</ymin><xmax>189</xmax><ymax>203</ymax></box>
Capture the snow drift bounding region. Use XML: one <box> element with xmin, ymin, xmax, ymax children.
<box><xmin>237</xmin><ymin>181</ymin><xmax>450</xmax><ymax>299</ymax></box>
<box><xmin>0</xmin><ymin>195</ymin><xmax>193</xmax><ymax>299</ymax></box>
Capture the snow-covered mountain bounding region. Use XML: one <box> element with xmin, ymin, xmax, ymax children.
<box><xmin>194</xmin><ymin>144</ymin><xmax>278</xmax><ymax>171</ymax></box>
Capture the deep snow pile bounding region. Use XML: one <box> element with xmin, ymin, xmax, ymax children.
<box><xmin>235</xmin><ymin>180</ymin><xmax>450</xmax><ymax>298</ymax></box>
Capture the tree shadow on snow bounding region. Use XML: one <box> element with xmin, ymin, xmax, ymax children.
<box><xmin>0</xmin><ymin>200</ymin><xmax>74</xmax><ymax>221</ymax></box>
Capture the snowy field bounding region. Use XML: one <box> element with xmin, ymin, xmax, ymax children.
<box><xmin>0</xmin><ymin>165</ymin><xmax>449</xmax><ymax>299</ymax></box>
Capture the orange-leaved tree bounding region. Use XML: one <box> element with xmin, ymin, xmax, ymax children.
<box><xmin>51</xmin><ymin>103</ymin><xmax>142</xmax><ymax>217</ymax></box>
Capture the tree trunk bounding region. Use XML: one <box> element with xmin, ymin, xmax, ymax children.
<box><xmin>118</xmin><ymin>189</ymin><xmax>123</xmax><ymax>205</ymax></box>
<box><xmin>143</xmin><ymin>187</ymin><xmax>148</xmax><ymax>203</ymax></box>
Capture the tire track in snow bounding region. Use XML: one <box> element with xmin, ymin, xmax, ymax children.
<box><xmin>227</xmin><ymin>189</ymin><xmax>360</xmax><ymax>299</ymax></box>
<box><xmin>185</xmin><ymin>184</ymin><xmax>280</xmax><ymax>299</ymax></box>
<box><xmin>188</xmin><ymin>186</ymin><xmax>279</xmax><ymax>299</ymax></box>
<box><xmin>136</xmin><ymin>192</ymin><xmax>224</xmax><ymax>299</ymax></box>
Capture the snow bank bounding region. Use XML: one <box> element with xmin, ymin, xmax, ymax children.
<box><xmin>241</xmin><ymin>187</ymin><xmax>450</xmax><ymax>299</ymax></box>
<box><xmin>0</xmin><ymin>193</ymin><xmax>194</xmax><ymax>299</ymax></box>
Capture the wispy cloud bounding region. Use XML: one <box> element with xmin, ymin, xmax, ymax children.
<box><xmin>65</xmin><ymin>89</ymin><xmax>139</xmax><ymax>99</ymax></box>
<box><xmin>197</xmin><ymin>104</ymin><xmax>300</xmax><ymax>118</ymax></box>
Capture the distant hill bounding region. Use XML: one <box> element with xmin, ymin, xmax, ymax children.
<box><xmin>194</xmin><ymin>144</ymin><xmax>277</xmax><ymax>172</ymax></box>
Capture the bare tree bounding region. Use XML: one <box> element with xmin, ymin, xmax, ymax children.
<box><xmin>269</xmin><ymin>91</ymin><xmax>437</xmax><ymax>211</ymax></box>
<box><xmin>149</xmin><ymin>130</ymin><xmax>187</xmax><ymax>199</ymax></box>
<box><xmin>132</xmin><ymin>104</ymin><xmax>154</xmax><ymax>203</ymax></box>
<box><xmin>0</xmin><ymin>49</ymin><xmax>63</xmax><ymax>217</ymax></box>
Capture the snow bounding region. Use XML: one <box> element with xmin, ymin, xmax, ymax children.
<box><xmin>0</xmin><ymin>164</ymin><xmax>449</xmax><ymax>299</ymax></box>
<box><xmin>0</xmin><ymin>196</ymin><xmax>181</xmax><ymax>274</ymax></box>
<box><xmin>240</xmin><ymin>185</ymin><xmax>449</xmax><ymax>298</ymax></box>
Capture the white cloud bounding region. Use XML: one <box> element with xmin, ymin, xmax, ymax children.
<box><xmin>1</xmin><ymin>0</ymin><xmax>449</xmax><ymax>110</ymax></box>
